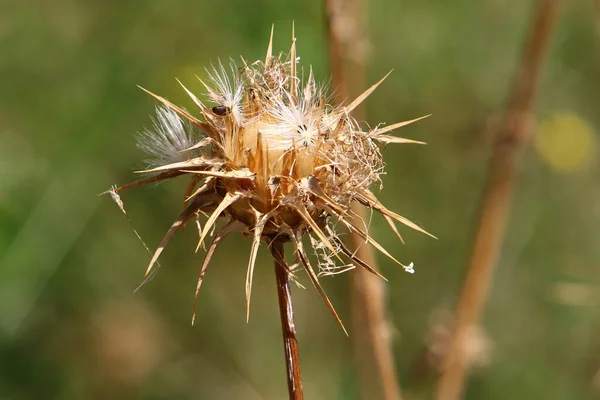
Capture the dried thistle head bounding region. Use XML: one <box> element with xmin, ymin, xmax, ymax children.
<box><xmin>108</xmin><ymin>28</ymin><xmax>432</xmax><ymax>329</ymax></box>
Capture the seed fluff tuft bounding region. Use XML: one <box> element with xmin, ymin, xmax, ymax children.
<box><xmin>137</xmin><ymin>106</ymin><xmax>197</xmax><ymax>166</ymax></box>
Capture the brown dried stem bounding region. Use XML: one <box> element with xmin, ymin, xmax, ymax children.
<box><xmin>271</xmin><ymin>241</ymin><xmax>303</xmax><ymax>400</ymax></box>
<box><xmin>325</xmin><ymin>1</ymin><xmax>403</xmax><ymax>399</ymax></box>
<box><xmin>435</xmin><ymin>1</ymin><xmax>561</xmax><ymax>400</ymax></box>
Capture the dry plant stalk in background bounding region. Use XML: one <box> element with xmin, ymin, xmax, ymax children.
<box><xmin>106</xmin><ymin>27</ymin><xmax>431</xmax><ymax>400</ymax></box>
<box><xmin>325</xmin><ymin>0</ymin><xmax>406</xmax><ymax>399</ymax></box>
<box><xmin>435</xmin><ymin>1</ymin><xmax>561</xmax><ymax>399</ymax></box>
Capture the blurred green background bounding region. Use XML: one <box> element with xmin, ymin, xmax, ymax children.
<box><xmin>1</xmin><ymin>1</ymin><xmax>599</xmax><ymax>399</ymax></box>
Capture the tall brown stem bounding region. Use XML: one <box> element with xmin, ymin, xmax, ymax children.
<box><xmin>271</xmin><ymin>241</ymin><xmax>303</xmax><ymax>400</ymax></box>
<box><xmin>435</xmin><ymin>1</ymin><xmax>561</xmax><ymax>400</ymax></box>
<box><xmin>325</xmin><ymin>1</ymin><xmax>403</xmax><ymax>399</ymax></box>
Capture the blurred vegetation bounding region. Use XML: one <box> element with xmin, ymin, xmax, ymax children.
<box><xmin>1</xmin><ymin>1</ymin><xmax>599</xmax><ymax>399</ymax></box>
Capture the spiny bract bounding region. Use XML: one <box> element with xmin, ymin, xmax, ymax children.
<box><xmin>108</xmin><ymin>28</ymin><xmax>432</xmax><ymax>330</ymax></box>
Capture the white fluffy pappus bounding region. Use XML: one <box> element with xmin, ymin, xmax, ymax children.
<box><xmin>136</xmin><ymin>106</ymin><xmax>197</xmax><ymax>165</ymax></box>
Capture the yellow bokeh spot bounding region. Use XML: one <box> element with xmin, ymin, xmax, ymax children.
<box><xmin>535</xmin><ymin>111</ymin><xmax>596</xmax><ymax>172</ymax></box>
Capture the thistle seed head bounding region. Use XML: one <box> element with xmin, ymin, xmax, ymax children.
<box><xmin>109</xmin><ymin>27</ymin><xmax>432</xmax><ymax>327</ymax></box>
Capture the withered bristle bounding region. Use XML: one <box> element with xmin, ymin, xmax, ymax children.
<box><xmin>109</xmin><ymin>27</ymin><xmax>430</xmax><ymax>327</ymax></box>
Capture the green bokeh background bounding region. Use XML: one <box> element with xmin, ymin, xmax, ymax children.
<box><xmin>1</xmin><ymin>1</ymin><xmax>599</xmax><ymax>399</ymax></box>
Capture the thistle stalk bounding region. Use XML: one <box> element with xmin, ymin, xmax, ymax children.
<box><xmin>107</xmin><ymin>25</ymin><xmax>430</xmax><ymax>400</ymax></box>
<box><xmin>271</xmin><ymin>241</ymin><xmax>303</xmax><ymax>399</ymax></box>
<box><xmin>435</xmin><ymin>1</ymin><xmax>561</xmax><ymax>399</ymax></box>
<box><xmin>325</xmin><ymin>0</ymin><xmax>403</xmax><ymax>399</ymax></box>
